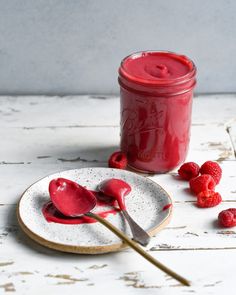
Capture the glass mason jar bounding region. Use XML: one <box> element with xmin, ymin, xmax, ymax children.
<box><xmin>118</xmin><ymin>51</ymin><xmax>197</xmax><ymax>173</ymax></box>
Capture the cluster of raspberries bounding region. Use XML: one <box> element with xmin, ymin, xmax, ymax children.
<box><xmin>178</xmin><ymin>161</ymin><xmax>236</xmax><ymax>227</ymax></box>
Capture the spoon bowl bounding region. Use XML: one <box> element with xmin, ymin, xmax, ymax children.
<box><xmin>98</xmin><ymin>178</ymin><xmax>131</xmax><ymax>210</ymax></box>
<box><xmin>49</xmin><ymin>178</ymin><xmax>96</xmax><ymax>216</ymax></box>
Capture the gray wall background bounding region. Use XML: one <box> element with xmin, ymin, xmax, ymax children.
<box><xmin>0</xmin><ymin>0</ymin><xmax>235</xmax><ymax>95</ymax></box>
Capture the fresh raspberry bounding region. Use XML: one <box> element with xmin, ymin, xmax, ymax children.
<box><xmin>178</xmin><ymin>162</ymin><xmax>200</xmax><ymax>180</ymax></box>
<box><xmin>108</xmin><ymin>151</ymin><xmax>127</xmax><ymax>169</ymax></box>
<box><xmin>197</xmin><ymin>190</ymin><xmax>222</xmax><ymax>208</ymax></box>
<box><xmin>218</xmin><ymin>209</ymin><xmax>236</xmax><ymax>227</ymax></box>
<box><xmin>199</xmin><ymin>161</ymin><xmax>222</xmax><ymax>184</ymax></box>
<box><xmin>189</xmin><ymin>174</ymin><xmax>216</xmax><ymax>195</ymax></box>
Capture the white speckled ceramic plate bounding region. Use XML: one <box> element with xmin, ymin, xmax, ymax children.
<box><xmin>17</xmin><ymin>167</ymin><xmax>172</xmax><ymax>254</ymax></box>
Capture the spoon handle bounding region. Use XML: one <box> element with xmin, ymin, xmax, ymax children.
<box><xmin>85</xmin><ymin>212</ymin><xmax>190</xmax><ymax>287</ymax></box>
<box><xmin>122</xmin><ymin>209</ymin><xmax>150</xmax><ymax>246</ymax></box>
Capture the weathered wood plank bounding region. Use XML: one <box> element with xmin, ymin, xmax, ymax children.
<box><xmin>0</xmin><ymin>95</ymin><xmax>119</xmax><ymax>128</ymax></box>
<box><xmin>192</xmin><ymin>93</ymin><xmax>236</xmax><ymax>125</ymax></box>
<box><xmin>0</xmin><ymin>163</ymin><xmax>105</xmax><ymax>205</ymax></box>
<box><xmin>0</xmin><ymin>94</ymin><xmax>236</xmax><ymax>128</ymax></box>
<box><xmin>0</xmin><ymin>124</ymin><xmax>233</xmax><ymax>164</ymax></box>
<box><xmin>0</xmin><ymin>121</ymin><xmax>234</xmax><ymax>205</ymax></box>
<box><xmin>0</xmin><ymin>234</ymin><xmax>235</xmax><ymax>294</ymax></box>
<box><xmin>0</xmin><ymin>126</ymin><xmax>119</xmax><ymax>164</ymax></box>
<box><xmin>1</xmin><ymin>200</ymin><xmax>236</xmax><ymax>254</ymax></box>
<box><xmin>0</xmin><ymin>204</ymin><xmax>235</xmax><ymax>293</ymax></box>
<box><xmin>0</xmin><ymin>159</ymin><xmax>235</xmax><ymax>205</ymax></box>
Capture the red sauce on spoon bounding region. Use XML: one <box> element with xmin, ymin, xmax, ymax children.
<box><xmin>98</xmin><ymin>178</ymin><xmax>131</xmax><ymax>210</ymax></box>
<box><xmin>43</xmin><ymin>178</ymin><xmax>120</xmax><ymax>225</ymax></box>
<box><xmin>49</xmin><ymin>178</ymin><xmax>96</xmax><ymax>216</ymax></box>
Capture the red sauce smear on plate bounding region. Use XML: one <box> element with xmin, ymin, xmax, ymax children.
<box><xmin>162</xmin><ymin>204</ymin><xmax>172</xmax><ymax>211</ymax></box>
<box><xmin>42</xmin><ymin>191</ymin><xmax>120</xmax><ymax>225</ymax></box>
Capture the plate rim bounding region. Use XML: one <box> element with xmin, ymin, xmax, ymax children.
<box><xmin>17</xmin><ymin>167</ymin><xmax>173</xmax><ymax>254</ymax></box>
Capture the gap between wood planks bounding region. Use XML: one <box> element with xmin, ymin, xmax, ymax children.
<box><xmin>149</xmin><ymin>246</ymin><xmax>236</xmax><ymax>251</ymax></box>
<box><xmin>19</xmin><ymin>125</ymin><xmax>119</xmax><ymax>129</ymax></box>
<box><xmin>225</xmin><ymin>124</ymin><xmax>236</xmax><ymax>158</ymax></box>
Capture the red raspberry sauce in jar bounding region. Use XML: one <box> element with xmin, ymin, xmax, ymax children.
<box><xmin>119</xmin><ymin>51</ymin><xmax>196</xmax><ymax>173</ymax></box>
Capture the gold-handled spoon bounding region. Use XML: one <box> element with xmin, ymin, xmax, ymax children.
<box><xmin>49</xmin><ymin>178</ymin><xmax>190</xmax><ymax>287</ymax></box>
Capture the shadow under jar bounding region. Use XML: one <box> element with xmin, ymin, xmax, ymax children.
<box><xmin>119</xmin><ymin>51</ymin><xmax>197</xmax><ymax>173</ymax></box>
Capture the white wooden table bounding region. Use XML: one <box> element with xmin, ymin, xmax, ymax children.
<box><xmin>0</xmin><ymin>94</ymin><xmax>236</xmax><ymax>294</ymax></box>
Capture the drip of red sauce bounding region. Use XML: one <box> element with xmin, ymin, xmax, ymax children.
<box><xmin>162</xmin><ymin>204</ymin><xmax>172</xmax><ymax>211</ymax></box>
<box><xmin>42</xmin><ymin>190</ymin><xmax>120</xmax><ymax>225</ymax></box>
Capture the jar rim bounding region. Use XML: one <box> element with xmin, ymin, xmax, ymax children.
<box><xmin>119</xmin><ymin>50</ymin><xmax>197</xmax><ymax>87</ymax></box>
